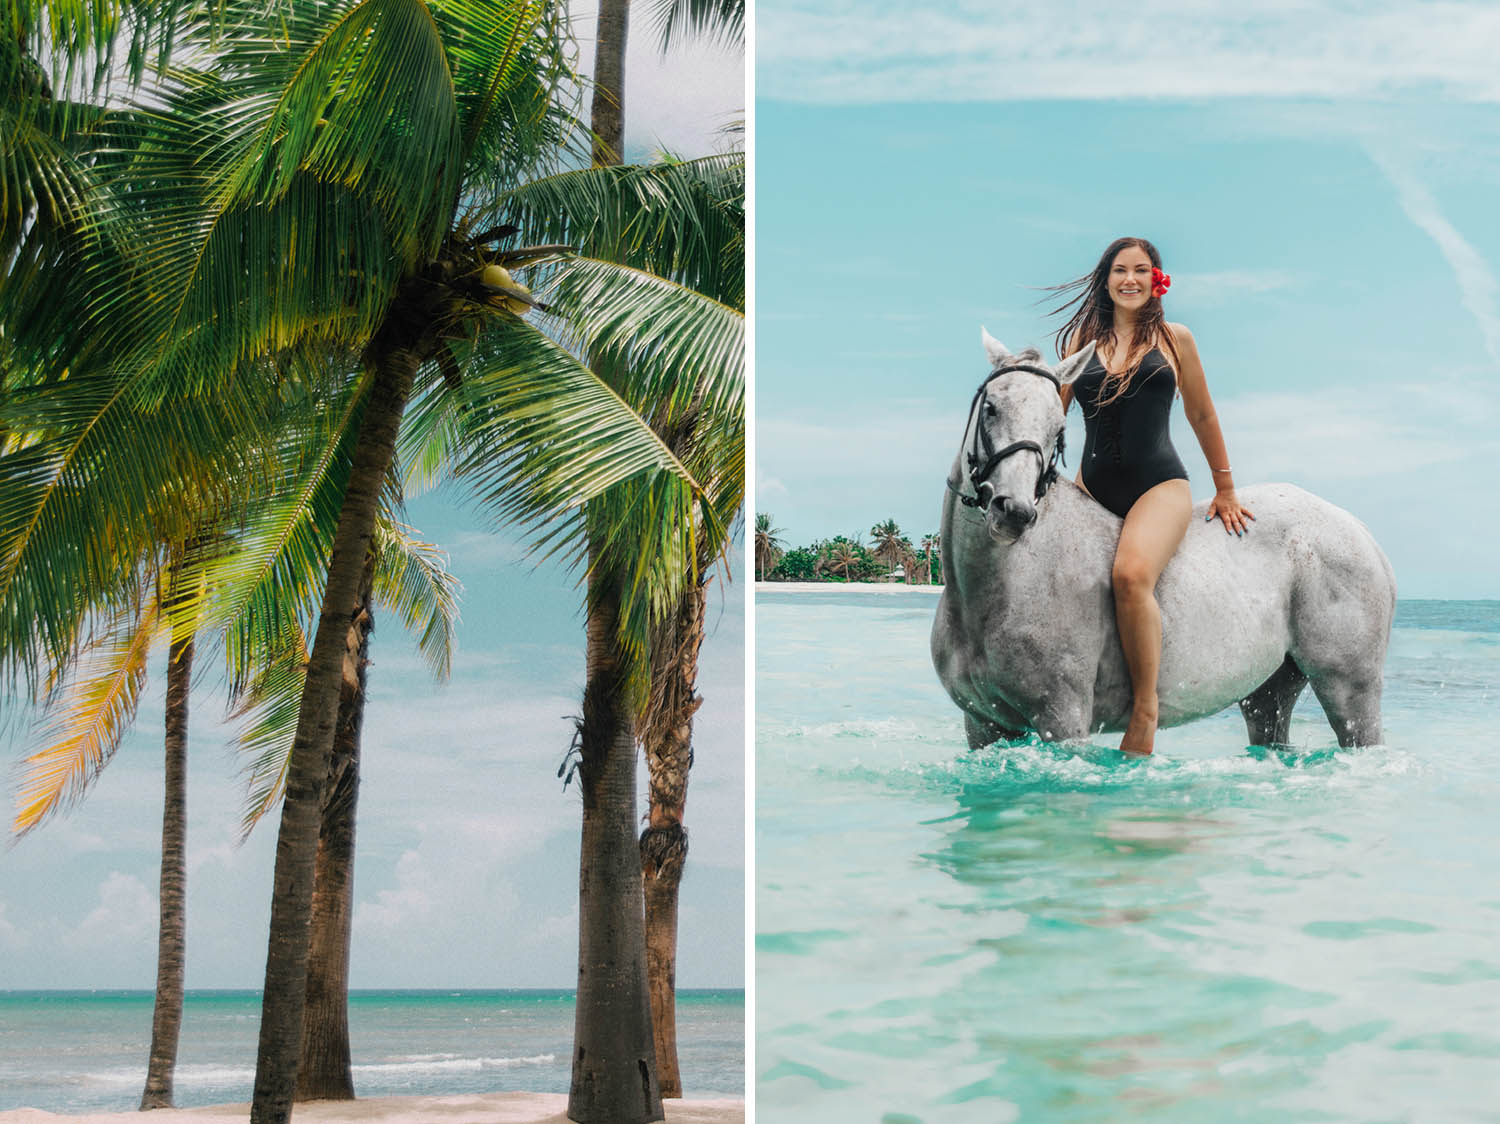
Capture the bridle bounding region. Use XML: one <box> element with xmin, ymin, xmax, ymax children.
<box><xmin>946</xmin><ymin>363</ymin><xmax>1066</xmax><ymax>511</ymax></box>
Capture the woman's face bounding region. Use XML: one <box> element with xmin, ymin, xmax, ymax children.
<box><xmin>1106</xmin><ymin>245</ymin><xmax>1154</xmax><ymax>314</ymax></box>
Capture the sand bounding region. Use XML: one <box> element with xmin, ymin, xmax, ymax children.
<box><xmin>0</xmin><ymin>1095</ymin><xmax>743</xmax><ymax>1124</ymax></box>
<box><xmin>755</xmin><ymin>581</ymin><xmax>941</xmax><ymax>594</ymax></box>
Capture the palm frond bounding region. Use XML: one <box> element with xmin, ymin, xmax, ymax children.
<box><xmin>476</xmin><ymin>155</ymin><xmax>744</xmax><ymax>305</ymax></box>
<box><xmin>371</xmin><ymin>518</ymin><xmax>460</xmax><ymax>680</ymax></box>
<box><xmin>11</xmin><ymin>591</ymin><xmax>161</xmax><ymax>834</ymax></box>
<box><xmin>648</xmin><ymin>0</ymin><xmax>743</xmax><ymax>53</ymax></box>
<box><xmin>229</xmin><ymin>620</ymin><xmax>308</xmax><ymax>839</ymax></box>
<box><xmin>441</xmin><ymin>315</ymin><xmax>705</xmax><ymax>535</ymax></box>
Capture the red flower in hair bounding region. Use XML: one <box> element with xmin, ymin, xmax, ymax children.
<box><xmin>1151</xmin><ymin>267</ymin><xmax>1171</xmax><ymax>297</ymax></box>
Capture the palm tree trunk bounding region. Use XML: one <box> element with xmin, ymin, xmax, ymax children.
<box><xmin>567</xmin><ymin>556</ymin><xmax>663</xmax><ymax>1124</ymax></box>
<box><xmin>250</xmin><ymin>340</ymin><xmax>421</xmax><ymax>1124</ymax></box>
<box><xmin>139</xmin><ymin>629</ymin><xmax>193</xmax><ymax>1110</ymax></box>
<box><xmin>590</xmin><ymin>0</ymin><xmax>630</xmax><ymax>166</ymax></box>
<box><xmin>295</xmin><ymin>554</ymin><xmax>376</xmax><ymax>1102</ymax></box>
<box><xmin>639</xmin><ymin>577</ymin><xmax>706</xmax><ymax>1098</ymax></box>
<box><xmin>568</xmin><ymin>4</ymin><xmax>660</xmax><ymax>1118</ymax></box>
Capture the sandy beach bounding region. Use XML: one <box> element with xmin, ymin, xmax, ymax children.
<box><xmin>0</xmin><ymin>1095</ymin><xmax>743</xmax><ymax>1124</ymax></box>
<box><xmin>755</xmin><ymin>581</ymin><xmax>941</xmax><ymax>594</ymax></box>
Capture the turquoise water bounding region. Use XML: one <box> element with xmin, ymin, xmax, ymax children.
<box><xmin>757</xmin><ymin>593</ymin><xmax>1500</xmax><ymax>1123</ymax></box>
<box><xmin>0</xmin><ymin>989</ymin><xmax>743</xmax><ymax>1112</ymax></box>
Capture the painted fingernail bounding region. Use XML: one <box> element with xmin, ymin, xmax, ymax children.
<box><xmin>1204</xmin><ymin>515</ymin><xmax>1211</xmax><ymax>521</ymax></box>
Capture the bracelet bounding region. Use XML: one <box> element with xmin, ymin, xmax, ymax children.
<box><xmin>1211</xmin><ymin>465</ymin><xmax>1233</xmax><ymax>473</ymax></box>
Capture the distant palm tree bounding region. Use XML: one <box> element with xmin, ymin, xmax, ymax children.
<box><xmin>869</xmin><ymin>519</ymin><xmax>914</xmax><ymax>580</ymax></box>
<box><xmin>755</xmin><ymin>513</ymin><xmax>784</xmax><ymax>580</ymax></box>
<box><xmin>920</xmin><ymin>533</ymin><xmax>941</xmax><ymax>585</ymax></box>
<box><xmin>825</xmin><ymin>540</ymin><xmax>859</xmax><ymax>580</ymax></box>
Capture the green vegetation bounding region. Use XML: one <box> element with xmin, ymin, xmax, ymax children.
<box><xmin>755</xmin><ymin>516</ymin><xmax>943</xmax><ymax>584</ymax></box>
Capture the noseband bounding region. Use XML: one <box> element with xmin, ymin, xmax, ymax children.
<box><xmin>948</xmin><ymin>363</ymin><xmax>1066</xmax><ymax>510</ymax></box>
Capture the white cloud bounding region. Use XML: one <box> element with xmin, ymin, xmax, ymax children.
<box><xmin>757</xmin><ymin>1</ymin><xmax>1500</xmax><ymax>104</ymax></box>
<box><xmin>1214</xmin><ymin>380</ymin><xmax>1498</xmax><ymax>483</ymax></box>
<box><xmin>67</xmin><ymin>872</ymin><xmax>156</xmax><ymax>950</ymax></box>
<box><xmin>1172</xmin><ymin>270</ymin><xmax>1301</xmax><ymax>299</ymax></box>
<box><xmin>0</xmin><ymin>902</ymin><xmax>22</xmax><ymax>948</ymax></box>
<box><xmin>1367</xmin><ymin>148</ymin><xmax>1500</xmax><ymax>365</ymax></box>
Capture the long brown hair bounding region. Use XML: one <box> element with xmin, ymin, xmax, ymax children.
<box><xmin>1048</xmin><ymin>236</ymin><xmax>1180</xmax><ymax>406</ymax></box>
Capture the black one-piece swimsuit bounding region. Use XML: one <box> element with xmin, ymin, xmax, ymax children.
<box><xmin>1073</xmin><ymin>347</ymin><xmax>1189</xmax><ymax>519</ymax></box>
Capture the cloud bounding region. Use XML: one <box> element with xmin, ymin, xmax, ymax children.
<box><xmin>757</xmin><ymin>1</ymin><xmax>1500</xmax><ymax>104</ymax></box>
<box><xmin>1214</xmin><ymin>380</ymin><xmax>1498</xmax><ymax>483</ymax></box>
<box><xmin>0</xmin><ymin>902</ymin><xmax>22</xmax><ymax>948</ymax></box>
<box><xmin>67</xmin><ymin>872</ymin><xmax>156</xmax><ymax>950</ymax></box>
<box><xmin>1172</xmin><ymin>270</ymin><xmax>1301</xmax><ymax>300</ymax></box>
<box><xmin>1366</xmin><ymin>149</ymin><xmax>1500</xmax><ymax>365</ymax></box>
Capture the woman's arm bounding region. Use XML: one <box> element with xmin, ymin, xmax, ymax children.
<box><xmin>1168</xmin><ymin>322</ymin><xmax>1254</xmax><ymax>535</ymax></box>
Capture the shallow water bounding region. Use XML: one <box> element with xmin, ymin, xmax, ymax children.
<box><xmin>0</xmin><ymin>990</ymin><xmax>743</xmax><ymax>1112</ymax></box>
<box><xmin>756</xmin><ymin>593</ymin><xmax>1500</xmax><ymax>1123</ymax></box>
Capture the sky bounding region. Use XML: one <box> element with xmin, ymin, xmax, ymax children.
<box><xmin>754</xmin><ymin>0</ymin><xmax>1500</xmax><ymax>599</ymax></box>
<box><xmin>0</xmin><ymin>7</ymin><xmax>745</xmax><ymax>990</ymax></box>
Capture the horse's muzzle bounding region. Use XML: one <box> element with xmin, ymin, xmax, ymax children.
<box><xmin>987</xmin><ymin>494</ymin><xmax>1037</xmax><ymax>540</ymax></box>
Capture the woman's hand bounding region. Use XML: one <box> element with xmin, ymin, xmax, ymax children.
<box><xmin>1206</xmin><ymin>491</ymin><xmax>1255</xmax><ymax>536</ymax></box>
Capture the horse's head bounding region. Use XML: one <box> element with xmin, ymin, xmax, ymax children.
<box><xmin>952</xmin><ymin>328</ymin><xmax>1096</xmax><ymax>542</ymax></box>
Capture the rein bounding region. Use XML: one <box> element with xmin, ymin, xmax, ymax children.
<box><xmin>947</xmin><ymin>363</ymin><xmax>1066</xmax><ymax>511</ymax></box>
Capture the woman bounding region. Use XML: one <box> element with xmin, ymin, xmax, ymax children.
<box><xmin>1053</xmin><ymin>237</ymin><xmax>1252</xmax><ymax>756</ymax></box>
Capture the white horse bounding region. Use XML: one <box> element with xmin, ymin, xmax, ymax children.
<box><xmin>930</xmin><ymin>331</ymin><xmax>1396</xmax><ymax>751</ymax></box>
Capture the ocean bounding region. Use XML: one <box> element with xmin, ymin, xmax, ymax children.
<box><xmin>756</xmin><ymin>591</ymin><xmax>1500</xmax><ymax>1123</ymax></box>
<box><xmin>0</xmin><ymin>989</ymin><xmax>743</xmax><ymax>1112</ymax></box>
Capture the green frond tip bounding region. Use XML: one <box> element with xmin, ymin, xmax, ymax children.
<box><xmin>372</xmin><ymin>517</ymin><xmax>461</xmax><ymax>682</ymax></box>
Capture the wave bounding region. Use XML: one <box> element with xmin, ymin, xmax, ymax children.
<box><xmin>803</xmin><ymin>736</ymin><xmax>1423</xmax><ymax>803</ymax></box>
<box><xmin>82</xmin><ymin>1054</ymin><xmax>556</xmax><ymax>1088</ymax></box>
<box><xmin>84</xmin><ymin>1064</ymin><xmax>255</xmax><ymax>1087</ymax></box>
<box><xmin>352</xmin><ymin>1054</ymin><xmax>556</xmax><ymax>1076</ymax></box>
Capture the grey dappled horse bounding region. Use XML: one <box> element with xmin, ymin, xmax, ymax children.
<box><xmin>930</xmin><ymin>331</ymin><xmax>1396</xmax><ymax>752</ymax></box>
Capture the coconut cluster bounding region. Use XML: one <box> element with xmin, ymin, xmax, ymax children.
<box><xmin>480</xmin><ymin>263</ymin><xmax>534</xmax><ymax>316</ymax></box>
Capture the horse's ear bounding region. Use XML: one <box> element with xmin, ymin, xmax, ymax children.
<box><xmin>1054</xmin><ymin>340</ymin><xmax>1096</xmax><ymax>386</ymax></box>
<box><xmin>981</xmin><ymin>326</ymin><xmax>1010</xmax><ymax>368</ymax></box>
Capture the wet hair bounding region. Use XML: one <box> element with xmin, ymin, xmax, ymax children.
<box><xmin>1048</xmin><ymin>236</ymin><xmax>1181</xmax><ymax>405</ymax></box>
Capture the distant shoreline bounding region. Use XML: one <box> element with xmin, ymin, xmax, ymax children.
<box><xmin>755</xmin><ymin>581</ymin><xmax>942</xmax><ymax>594</ymax></box>
<box><xmin>0</xmin><ymin>1094</ymin><xmax>744</xmax><ymax>1124</ymax></box>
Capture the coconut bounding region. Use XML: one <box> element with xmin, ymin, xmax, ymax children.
<box><xmin>505</xmin><ymin>283</ymin><xmax>532</xmax><ymax>316</ymax></box>
<box><xmin>480</xmin><ymin>263</ymin><xmax>513</xmax><ymax>290</ymax></box>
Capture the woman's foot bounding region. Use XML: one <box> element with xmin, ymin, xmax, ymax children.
<box><xmin>1119</xmin><ymin>703</ymin><xmax>1158</xmax><ymax>756</ymax></box>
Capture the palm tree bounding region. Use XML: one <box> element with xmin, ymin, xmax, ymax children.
<box><xmin>825</xmin><ymin>540</ymin><xmax>859</xmax><ymax>581</ymax></box>
<box><xmin>1</xmin><ymin>10</ymin><xmax>731</xmax><ymax>1121</ymax></box>
<box><xmin>9</xmin><ymin>458</ymin><xmax>455</xmax><ymax>1110</ymax></box>
<box><xmin>920</xmin><ymin>532</ymin><xmax>941</xmax><ymax>586</ymax></box>
<box><xmin>570</xmin><ymin>0</ymin><xmax>744</xmax><ymax>1103</ymax></box>
<box><xmin>755</xmin><ymin>513</ymin><xmax>784</xmax><ymax>581</ymax></box>
<box><xmin>869</xmin><ymin>519</ymin><xmax>915</xmax><ymax>580</ymax></box>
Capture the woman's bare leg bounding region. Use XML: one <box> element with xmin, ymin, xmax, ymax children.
<box><xmin>1113</xmin><ymin>479</ymin><xmax>1192</xmax><ymax>755</ymax></box>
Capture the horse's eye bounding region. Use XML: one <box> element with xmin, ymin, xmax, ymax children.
<box><xmin>983</xmin><ymin>402</ymin><xmax>998</xmax><ymax>418</ymax></box>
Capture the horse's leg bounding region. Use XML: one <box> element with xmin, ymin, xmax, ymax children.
<box><xmin>1030</xmin><ymin>698</ymin><xmax>1092</xmax><ymax>745</ymax></box>
<box><xmin>1305</xmin><ymin>670</ymin><xmax>1384</xmax><ymax>748</ymax></box>
<box><xmin>1112</xmin><ymin>480</ymin><xmax>1193</xmax><ymax>755</ymax></box>
<box><xmin>965</xmin><ymin>712</ymin><xmax>1024</xmax><ymax>750</ymax></box>
<box><xmin>1288</xmin><ymin>570</ymin><xmax>1392</xmax><ymax>749</ymax></box>
<box><xmin>1239</xmin><ymin>654</ymin><xmax>1309</xmax><ymax>748</ymax></box>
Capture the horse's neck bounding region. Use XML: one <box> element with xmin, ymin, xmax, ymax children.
<box><xmin>944</xmin><ymin>480</ymin><xmax>1099</xmax><ymax>605</ymax></box>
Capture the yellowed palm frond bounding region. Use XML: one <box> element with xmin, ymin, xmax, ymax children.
<box><xmin>12</xmin><ymin>597</ymin><xmax>163</xmax><ymax>835</ymax></box>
